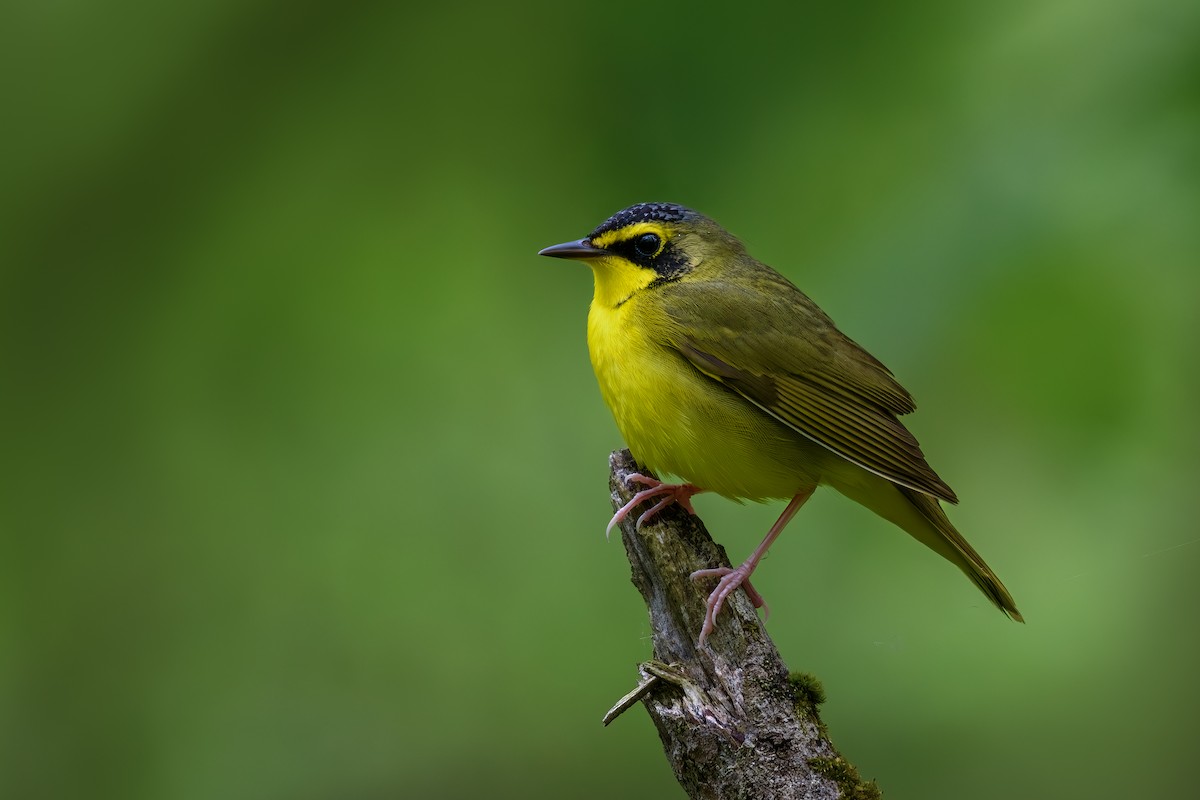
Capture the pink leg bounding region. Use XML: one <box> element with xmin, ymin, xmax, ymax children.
<box><xmin>606</xmin><ymin>474</ymin><xmax>704</xmax><ymax>540</ymax></box>
<box><xmin>689</xmin><ymin>487</ymin><xmax>815</xmax><ymax>646</ymax></box>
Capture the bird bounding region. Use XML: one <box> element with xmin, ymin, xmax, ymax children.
<box><xmin>539</xmin><ymin>202</ymin><xmax>1022</xmax><ymax>644</ymax></box>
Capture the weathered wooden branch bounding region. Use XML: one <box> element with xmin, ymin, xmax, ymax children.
<box><xmin>604</xmin><ymin>449</ymin><xmax>880</xmax><ymax>800</ymax></box>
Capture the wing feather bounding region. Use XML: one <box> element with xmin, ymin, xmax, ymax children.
<box><xmin>662</xmin><ymin>272</ymin><xmax>958</xmax><ymax>503</ymax></box>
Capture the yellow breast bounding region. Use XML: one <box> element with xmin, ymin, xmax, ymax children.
<box><xmin>587</xmin><ymin>290</ymin><xmax>824</xmax><ymax>502</ymax></box>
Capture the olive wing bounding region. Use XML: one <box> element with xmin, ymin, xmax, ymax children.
<box><xmin>660</xmin><ymin>274</ymin><xmax>958</xmax><ymax>503</ymax></box>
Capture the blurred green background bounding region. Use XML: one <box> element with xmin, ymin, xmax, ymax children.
<box><xmin>2</xmin><ymin>1</ymin><xmax>1198</xmax><ymax>798</ymax></box>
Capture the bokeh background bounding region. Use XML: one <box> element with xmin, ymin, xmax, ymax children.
<box><xmin>3</xmin><ymin>1</ymin><xmax>1198</xmax><ymax>798</ymax></box>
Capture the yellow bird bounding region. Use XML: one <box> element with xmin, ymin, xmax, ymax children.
<box><xmin>540</xmin><ymin>202</ymin><xmax>1021</xmax><ymax>643</ymax></box>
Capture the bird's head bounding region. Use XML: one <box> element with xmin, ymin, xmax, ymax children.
<box><xmin>539</xmin><ymin>202</ymin><xmax>744</xmax><ymax>308</ymax></box>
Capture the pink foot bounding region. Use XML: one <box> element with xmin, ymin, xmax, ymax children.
<box><xmin>690</xmin><ymin>565</ymin><xmax>770</xmax><ymax>646</ymax></box>
<box><xmin>606</xmin><ymin>474</ymin><xmax>703</xmax><ymax>540</ymax></box>
<box><xmin>684</xmin><ymin>488</ymin><xmax>814</xmax><ymax>646</ymax></box>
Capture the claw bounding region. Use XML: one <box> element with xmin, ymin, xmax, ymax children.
<box><xmin>690</xmin><ymin>567</ymin><xmax>773</xmax><ymax>646</ymax></box>
<box><xmin>605</xmin><ymin>474</ymin><xmax>703</xmax><ymax>540</ymax></box>
<box><xmin>636</xmin><ymin>496</ymin><xmax>675</xmax><ymax>530</ymax></box>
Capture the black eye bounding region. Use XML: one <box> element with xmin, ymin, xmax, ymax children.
<box><xmin>633</xmin><ymin>233</ymin><xmax>661</xmax><ymax>258</ymax></box>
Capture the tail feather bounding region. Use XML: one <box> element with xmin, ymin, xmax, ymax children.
<box><xmin>896</xmin><ymin>486</ymin><xmax>1023</xmax><ymax>622</ymax></box>
<box><xmin>828</xmin><ymin>470</ymin><xmax>1023</xmax><ymax>621</ymax></box>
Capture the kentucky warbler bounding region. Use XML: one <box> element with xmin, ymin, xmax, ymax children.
<box><xmin>540</xmin><ymin>202</ymin><xmax>1021</xmax><ymax>644</ymax></box>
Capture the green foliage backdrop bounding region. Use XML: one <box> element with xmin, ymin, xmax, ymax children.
<box><xmin>3</xmin><ymin>1</ymin><xmax>1198</xmax><ymax>798</ymax></box>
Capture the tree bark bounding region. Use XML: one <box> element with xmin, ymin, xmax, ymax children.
<box><xmin>604</xmin><ymin>449</ymin><xmax>880</xmax><ymax>800</ymax></box>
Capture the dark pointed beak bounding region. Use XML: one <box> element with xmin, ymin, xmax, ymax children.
<box><xmin>538</xmin><ymin>238</ymin><xmax>606</xmax><ymax>260</ymax></box>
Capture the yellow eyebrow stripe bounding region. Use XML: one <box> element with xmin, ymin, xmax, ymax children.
<box><xmin>590</xmin><ymin>221</ymin><xmax>669</xmax><ymax>254</ymax></box>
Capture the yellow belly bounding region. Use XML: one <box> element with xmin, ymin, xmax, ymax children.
<box><xmin>588</xmin><ymin>295</ymin><xmax>826</xmax><ymax>501</ymax></box>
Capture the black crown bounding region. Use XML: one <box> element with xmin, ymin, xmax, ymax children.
<box><xmin>588</xmin><ymin>202</ymin><xmax>697</xmax><ymax>239</ymax></box>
